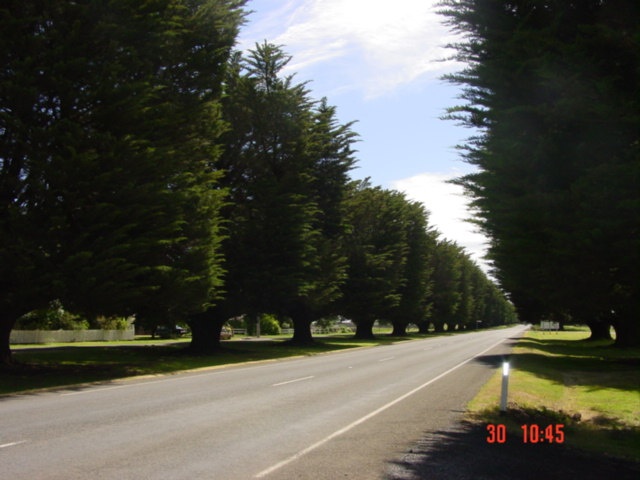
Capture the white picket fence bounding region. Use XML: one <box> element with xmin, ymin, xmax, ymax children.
<box><xmin>10</xmin><ymin>327</ymin><xmax>135</xmax><ymax>344</ymax></box>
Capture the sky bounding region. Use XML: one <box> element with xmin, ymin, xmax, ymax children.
<box><xmin>237</xmin><ymin>0</ymin><xmax>490</xmax><ymax>271</ymax></box>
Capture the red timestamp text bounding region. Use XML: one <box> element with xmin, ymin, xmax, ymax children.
<box><xmin>521</xmin><ymin>423</ymin><xmax>565</xmax><ymax>444</ymax></box>
<box><xmin>486</xmin><ymin>424</ymin><xmax>565</xmax><ymax>444</ymax></box>
<box><xmin>486</xmin><ymin>423</ymin><xmax>507</xmax><ymax>443</ymax></box>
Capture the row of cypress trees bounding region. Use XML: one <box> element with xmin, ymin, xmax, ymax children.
<box><xmin>438</xmin><ymin>0</ymin><xmax>639</xmax><ymax>346</ymax></box>
<box><xmin>185</xmin><ymin>41</ymin><xmax>516</xmax><ymax>350</ymax></box>
<box><xmin>0</xmin><ymin>1</ymin><xmax>514</xmax><ymax>364</ymax></box>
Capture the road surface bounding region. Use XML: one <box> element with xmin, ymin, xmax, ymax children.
<box><xmin>1</xmin><ymin>325</ymin><xmax>526</xmax><ymax>479</ymax></box>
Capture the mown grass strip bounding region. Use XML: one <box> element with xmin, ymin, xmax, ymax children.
<box><xmin>2</xmin><ymin>325</ymin><xmax>510</xmax><ymax>396</ymax></box>
<box><xmin>1</xmin><ymin>332</ymin><xmax>416</xmax><ymax>395</ymax></box>
<box><xmin>466</xmin><ymin>328</ymin><xmax>640</xmax><ymax>461</ymax></box>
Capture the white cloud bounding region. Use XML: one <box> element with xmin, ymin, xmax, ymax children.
<box><xmin>240</xmin><ymin>0</ymin><xmax>462</xmax><ymax>98</ymax></box>
<box><xmin>392</xmin><ymin>172</ymin><xmax>491</xmax><ymax>272</ymax></box>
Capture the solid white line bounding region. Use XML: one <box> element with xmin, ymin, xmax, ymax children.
<box><xmin>0</xmin><ymin>440</ymin><xmax>27</xmax><ymax>449</ymax></box>
<box><xmin>272</xmin><ymin>376</ymin><xmax>314</xmax><ymax>387</ymax></box>
<box><xmin>254</xmin><ymin>337</ymin><xmax>507</xmax><ymax>478</ymax></box>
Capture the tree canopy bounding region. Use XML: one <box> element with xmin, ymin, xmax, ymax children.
<box><xmin>0</xmin><ymin>0</ymin><xmax>246</xmax><ymax>363</ymax></box>
<box><xmin>1</xmin><ymin>4</ymin><xmax>518</xmax><ymax>362</ymax></box>
<box><xmin>341</xmin><ymin>183</ymin><xmax>424</xmax><ymax>339</ymax></box>
<box><xmin>439</xmin><ymin>0</ymin><xmax>639</xmax><ymax>346</ymax></box>
<box><xmin>198</xmin><ymin>42</ymin><xmax>358</xmax><ymax>348</ymax></box>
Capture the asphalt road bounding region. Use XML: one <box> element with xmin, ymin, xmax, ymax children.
<box><xmin>1</xmin><ymin>325</ymin><xmax>527</xmax><ymax>479</ymax></box>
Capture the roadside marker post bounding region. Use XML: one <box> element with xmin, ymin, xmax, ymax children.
<box><xmin>500</xmin><ymin>361</ymin><xmax>510</xmax><ymax>413</ymax></box>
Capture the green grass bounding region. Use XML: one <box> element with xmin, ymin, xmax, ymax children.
<box><xmin>2</xmin><ymin>326</ymin><xmax>492</xmax><ymax>395</ymax></box>
<box><xmin>467</xmin><ymin>328</ymin><xmax>640</xmax><ymax>461</ymax></box>
<box><xmin>1</xmin><ymin>334</ymin><xmax>411</xmax><ymax>395</ymax></box>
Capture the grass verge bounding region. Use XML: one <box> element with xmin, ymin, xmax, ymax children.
<box><xmin>466</xmin><ymin>328</ymin><xmax>640</xmax><ymax>461</ymax></box>
<box><xmin>1</xmin><ymin>333</ymin><xmax>409</xmax><ymax>395</ymax></box>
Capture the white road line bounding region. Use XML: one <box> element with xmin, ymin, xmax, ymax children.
<box><xmin>0</xmin><ymin>440</ymin><xmax>27</xmax><ymax>449</ymax></box>
<box><xmin>61</xmin><ymin>383</ymin><xmax>139</xmax><ymax>396</ymax></box>
<box><xmin>254</xmin><ymin>337</ymin><xmax>508</xmax><ymax>478</ymax></box>
<box><xmin>60</xmin><ymin>367</ymin><xmax>240</xmax><ymax>396</ymax></box>
<box><xmin>272</xmin><ymin>376</ymin><xmax>314</xmax><ymax>387</ymax></box>
<box><xmin>378</xmin><ymin>356</ymin><xmax>395</xmax><ymax>362</ymax></box>
<box><xmin>59</xmin><ymin>358</ymin><xmax>300</xmax><ymax>397</ymax></box>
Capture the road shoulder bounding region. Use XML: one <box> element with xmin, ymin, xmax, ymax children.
<box><xmin>266</xmin><ymin>335</ymin><xmax>517</xmax><ymax>479</ymax></box>
<box><xmin>385</xmin><ymin>419</ymin><xmax>640</xmax><ymax>480</ymax></box>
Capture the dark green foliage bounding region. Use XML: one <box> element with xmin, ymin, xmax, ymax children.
<box><xmin>0</xmin><ymin>0</ymin><xmax>245</xmax><ymax>363</ymax></box>
<box><xmin>15</xmin><ymin>300</ymin><xmax>89</xmax><ymax>331</ymax></box>
<box><xmin>339</xmin><ymin>183</ymin><xmax>514</xmax><ymax>337</ymax></box>
<box><xmin>245</xmin><ymin>313</ymin><xmax>282</xmax><ymax>336</ymax></box>
<box><xmin>440</xmin><ymin>0</ymin><xmax>639</xmax><ymax>345</ymax></box>
<box><xmin>429</xmin><ymin>240</ymin><xmax>463</xmax><ymax>331</ymax></box>
<box><xmin>212</xmin><ymin>43</ymin><xmax>357</xmax><ymax>346</ymax></box>
<box><xmin>387</xmin><ymin>201</ymin><xmax>437</xmax><ymax>336</ymax></box>
<box><xmin>340</xmin><ymin>182</ymin><xmax>411</xmax><ymax>339</ymax></box>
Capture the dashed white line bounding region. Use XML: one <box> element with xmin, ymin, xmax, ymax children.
<box><xmin>378</xmin><ymin>356</ymin><xmax>395</xmax><ymax>362</ymax></box>
<box><xmin>0</xmin><ymin>440</ymin><xmax>27</xmax><ymax>449</ymax></box>
<box><xmin>272</xmin><ymin>376</ymin><xmax>315</xmax><ymax>387</ymax></box>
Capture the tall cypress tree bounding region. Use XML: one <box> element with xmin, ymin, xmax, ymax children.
<box><xmin>340</xmin><ymin>183</ymin><xmax>411</xmax><ymax>339</ymax></box>
<box><xmin>0</xmin><ymin>0</ymin><xmax>245</xmax><ymax>364</ymax></box>
<box><xmin>428</xmin><ymin>240</ymin><xmax>463</xmax><ymax>332</ymax></box>
<box><xmin>207</xmin><ymin>43</ymin><xmax>357</xmax><ymax>347</ymax></box>
<box><xmin>387</xmin><ymin>201</ymin><xmax>436</xmax><ymax>337</ymax></box>
<box><xmin>440</xmin><ymin>0</ymin><xmax>639</xmax><ymax>345</ymax></box>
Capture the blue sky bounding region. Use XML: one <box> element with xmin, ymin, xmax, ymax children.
<box><xmin>237</xmin><ymin>0</ymin><xmax>489</xmax><ymax>270</ymax></box>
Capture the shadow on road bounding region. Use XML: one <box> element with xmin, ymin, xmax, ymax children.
<box><xmin>385</xmin><ymin>420</ymin><xmax>640</xmax><ymax>480</ymax></box>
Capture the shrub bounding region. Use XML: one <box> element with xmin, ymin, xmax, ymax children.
<box><xmin>94</xmin><ymin>316</ymin><xmax>133</xmax><ymax>330</ymax></box>
<box><xmin>246</xmin><ymin>313</ymin><xmax>282</xmax><ymax>335</ymax></box>
<box><xmin>15</xmin><ymin>300</ymin><xmax>89</xmax><ymax>330</ymax></box>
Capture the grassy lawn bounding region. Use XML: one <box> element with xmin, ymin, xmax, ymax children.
<box><xmin>467</xmin><ymin>328</ymin><xmax>640</xmax><ymax>461</ymax></box>
<box><xmin>2</xmin><ymin>325</ymin><xmax>491</xmax><ymax>395</ymax></box>
<box><xmin>2</xmin><ymin>333</ymin><xmax>408</xmax><ymax>395</ymax></box>
<box><xmin>2</xmin><ymin>326</ymin><xmax>510</xmax><ymax>396</ymax></box>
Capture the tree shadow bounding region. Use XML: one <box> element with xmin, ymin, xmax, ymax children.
<box><xmin>513</xmin><ymin>337</ymin><xmax>639</xmax><ymax>362</ymax></box>
<box><xmin>385</xmin><ymin>421</ymin><xmax>640</xmax><ymax>480</ymax></box>
<box><xmin>472</xmin><ymin>353</ymin><xmax>513</xmax><ymax>368</ymax></box>
<box><xmin>472</xmin><ymin>344</ymin><xmax>639</xmax><ymax>393</ymax></box>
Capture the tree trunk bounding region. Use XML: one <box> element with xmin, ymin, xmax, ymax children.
<box><xmin>417</xmin><ymin>321</ymin><xmax>430</xmax><ymax>334</ymax></box>
<box><xmin>1</xmin><ymin>319</ymin><xmax>13</xmax><ymax>366</ymax></box>
<box><xmin>290</xmin><ymin>319</ymin><xmax>314</xmax><ymax>344</ymax></box>
<box><xmin>1</xmin><ymin>308</ymin><xmax>32</xmax><ymax>366</ymax></box>
<box><xmin>612</xmin><ymin>318</ymin><xmax>640</xmax><ymax>348</ymax></box>
<box><xmin>0</xmin><ymin>309</ymin><xmax>23</xmax><ymax>366</ymax></box>
<box><xmin>586</xmin><ymin>321</ymin><xmax>612</xmax><ymax>341</ymax></box>
<box><xmin>188</xmin><ymin>310</ymin><xmax>223</xmax><ymax>354</ymax></box>
<box><xmin>432</xmin><ymin>320</ymin><xmax>445</xmax><ymax>333</ymax></box>
<box><xmin>287</xmin><ymin>301</ymin><xmax>315</xmax><ymax>345</ymax></box>
<box><xmin>354</xmin><ymin>319</ymin><xmax>376</xmax><ymax>339</ymax></box>
<box><xmin>391</xmin><ymin>321</ymin><xmax>407</xmax><ymax>337</ymax></box>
